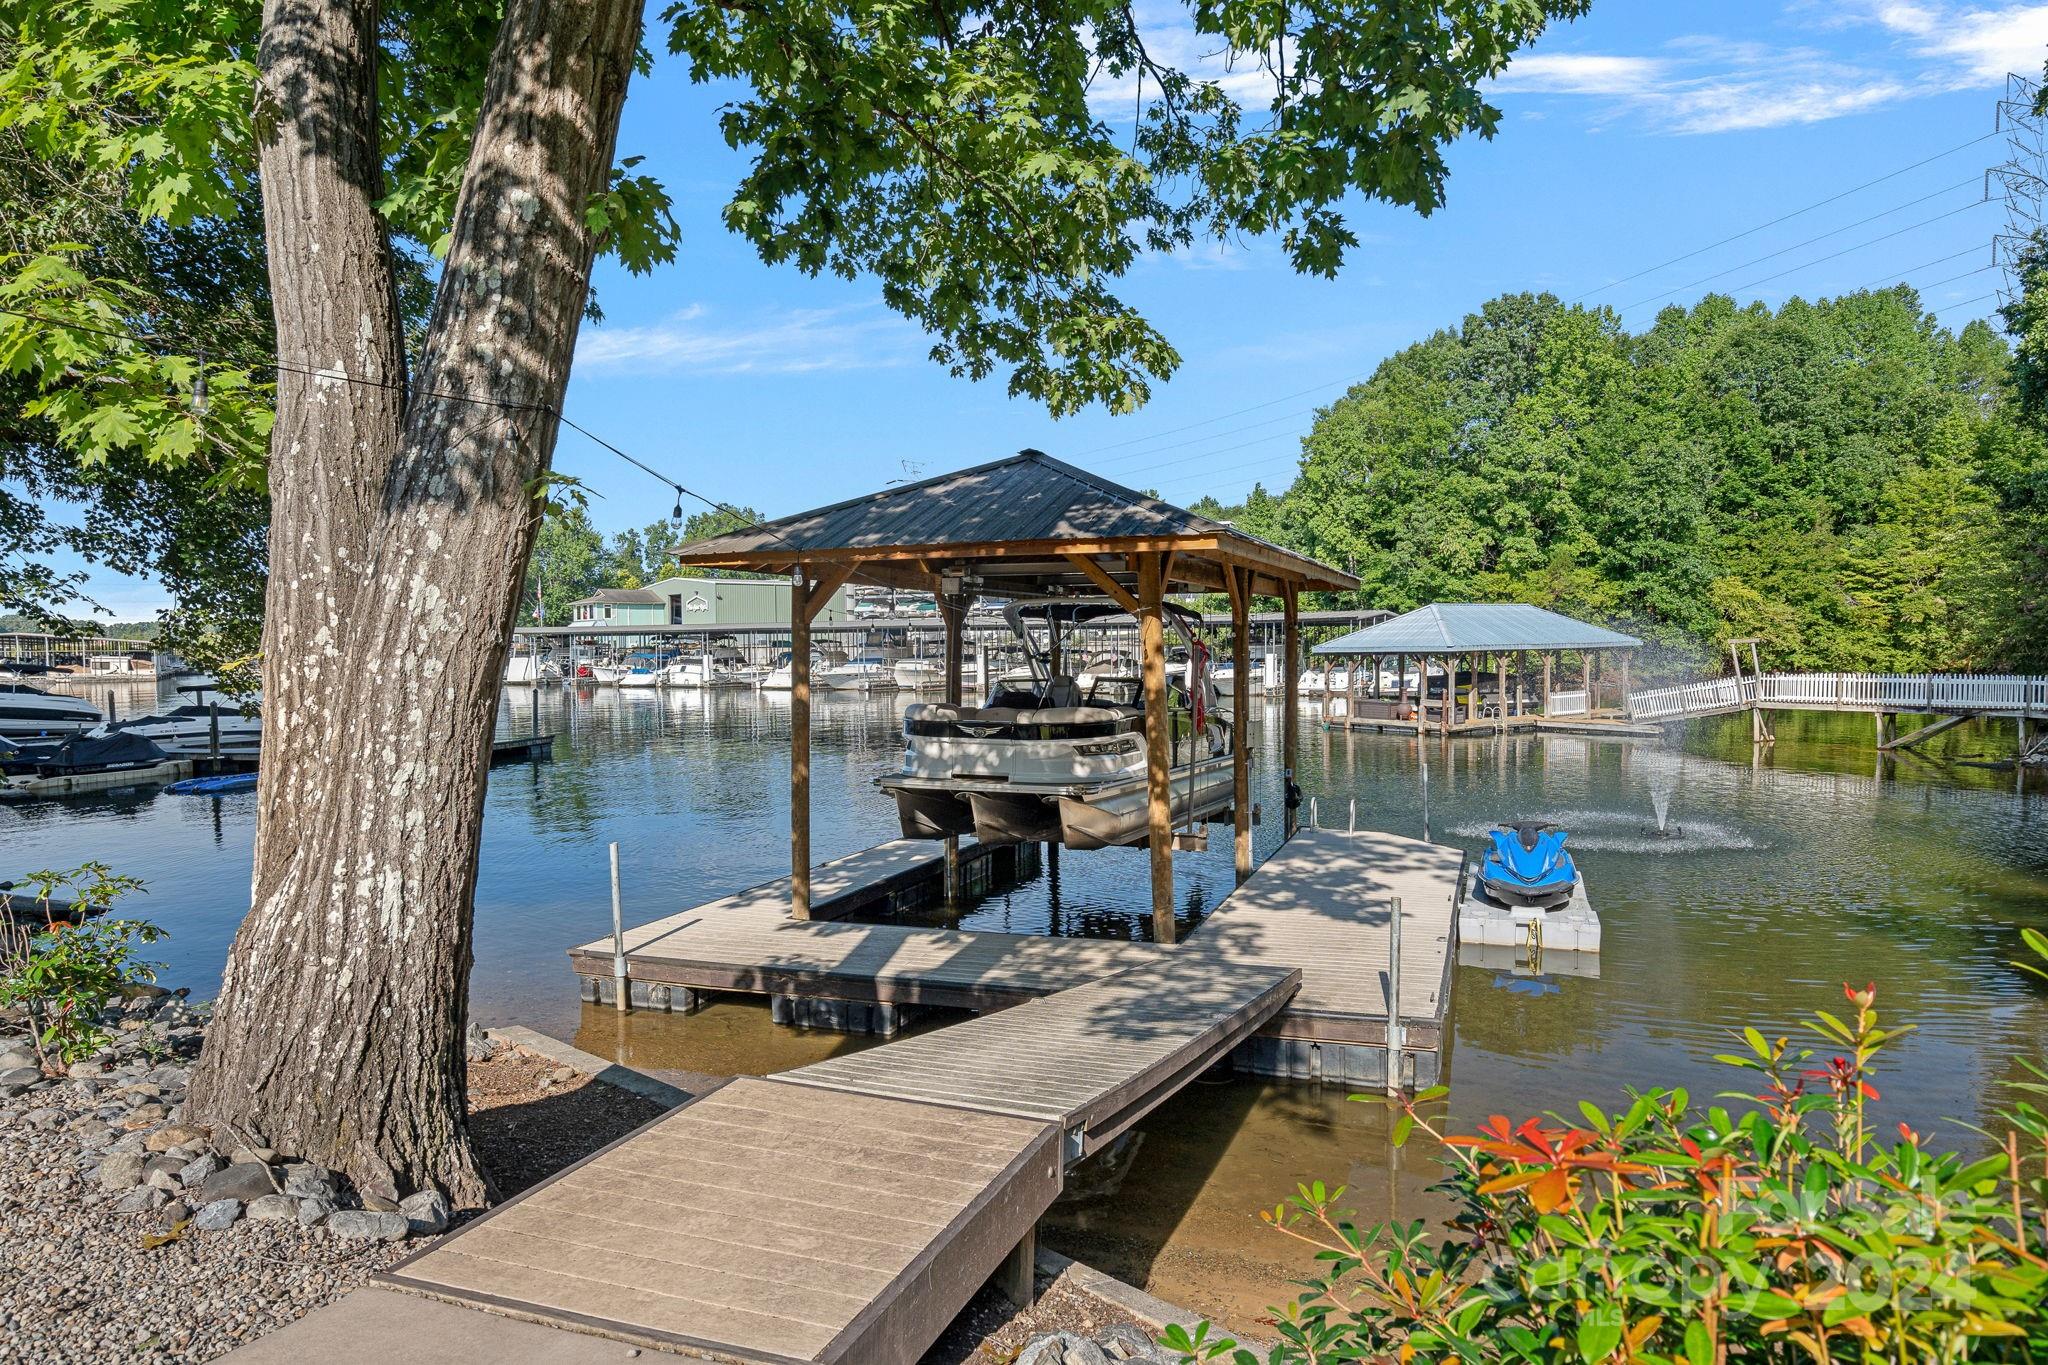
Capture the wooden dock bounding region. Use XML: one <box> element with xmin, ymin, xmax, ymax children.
<box><xmin>489</xmin><ymin>732</ymin><xmax>556</xmax><ymax>763</ymax></box>
<box><xmin>570</xmin><ymin>827</ymin><xmax>1464</xmax><ymax>1083</ymax></box>
<box><xmin>381</xmin><ymin>960</ymin><xmax>1298</xmax><ymax>1363</ymax></box>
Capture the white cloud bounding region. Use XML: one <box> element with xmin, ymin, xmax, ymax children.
<box><xmin>1493</xmin><ymin>1</ymin><xmax>2048</xmax><ymax>135</ymax></box>
<box><xmin>576</xmin><ymin>304</ymin><xmax>919</xmax><ymax>376</ymax></box>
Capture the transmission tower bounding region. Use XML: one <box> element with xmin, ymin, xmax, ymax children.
<box><xmin>1990</xmin><ymin>70</ymin><xmax>2046</xmax><ymax>311</ymax></box>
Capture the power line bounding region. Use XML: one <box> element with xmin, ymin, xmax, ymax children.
<box><xmin>1618</xmin><ymin>191</ymin><xmax>1989</xmax><ymax>314</ymax></box>
<box><xmin>1569</xmin><ymin>129</ymin><xmax>2002</xmax><ymax>303</ymax></box>
<box><xmin>1091</xmin><ymin>404</ymin><xmax>1325</xmax><ymax>467</ymax></box>
<box><xmin>1697</xmin><ymin>197</ymin><xmax>1993</xmax><ymax>303</ymax></box>
<box><xmin>1070</xmin><ymin>372</ymin><xmax>1368</xmax><ymax>456</ymax></box>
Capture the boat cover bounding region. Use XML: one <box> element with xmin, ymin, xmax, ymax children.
<box><xmin>27</xmin><ymin>730</ymin><xmax>172</xmax><ymax>774</ymax></box>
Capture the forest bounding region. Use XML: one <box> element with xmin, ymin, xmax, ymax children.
<box><xmin>1194</xmin><ymin>286</ymin><xmax>2048</xmax><ymax>675</ymax></box>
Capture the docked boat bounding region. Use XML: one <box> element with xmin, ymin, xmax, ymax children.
<box><xmin>757</xmin><ymin>647</ymin><xmax>847</xmax><ymax>691</ymax></box>
<box><xmin>0</xmin><ymin>682</ymin><xmax>102</xmax><ymax>740</ymax></box>
<box><xmin>504</xmin><ymin>649</ymin><xmax>561</xmax><ymax>683</ymax></box>
<box><xmin>1475</xmin><ymin>822</ymin><xmax>1579</xmax><ymax>909</ymax></box>
<box><xmin>818</xmin><ymin>654</ymin><xmax>896</xmax><ymax>691</ymax></box>
<box><xmin>661</xmin><ymin>647</ymin><xmax>748</xmax><ymax>688</ymax></box>
<box><xmin>0</xmin><ymin>730</ymin><xmax>188</xmax><ymax>798</ymax></box>
<box><xmin>878</xmin><ymin>600</ymin><xmax>1238</xmax><ymax>850</ymax></box>
<box><xmin>87</xmin><ymin>703</ymin><xmax>261</xmax><ymax>757</ymax></box>
<box><xmin>892</xmin><ymin>657</ymin><xmax>947</xmax><ymax>692</ymax></box>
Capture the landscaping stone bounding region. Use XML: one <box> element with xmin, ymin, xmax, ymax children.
<box><xmin>21</xmin><ymin>1107</ymin><xmax>64</xmax><ymax>1130</ymax></box>
<box><xmin>65</xmin><ymin>1058</ymin><xmax>107</xmax><ymax>1080</ymax></box>
<box><xmin>96</xmin><ymin>1151</ymin><xmax>146</xmax><ymax>1191</ymax></box>
<box><xmin>297</xmin><ymin>1196</ymin><xmax>337</xmax><ymax>1227</ymax></box>
<box><xmin>177</xmin><ymin>1152</ymin><xmax>224</xmax><ymax>1187</ymax></box>
<box><xmin>194</xmin><ymin>1162</ymin><xmax>279</xmax><ymax>1204</ymax></box>
<box><xmin>282</xmin><ymin>1163</ymin><xmax>336</xmax><ymax>1200</ymax></box>
<box><xmin>145</xmin><ymin>1122</ymin><xmax>208</xmax><ymax>1151</ymax></box>
<box><xmin>146</xmin><ymin>1167</ymin><xmax>184</xmax><ymax>1193</ymax></box>
<box><xmin>0</xmin><ymin>1064</ymin><xmax>42</xmax><ymax>1086</ymax></box>
<box><xmin>1098</xmin><ymin>1324</ymin><xmax>1158</xmax><ymax>1360</ymax></box>
<box><xmin>113</xmin><ymin>1184</ymin><xmax>167</xmax><ymax>1214</ymax></box>
<box><xmin>192</xmin><ymin>1197</ymin><xmax>242</xmax><ymax>1231</ymax></box>
<box><xmin>399</xmin><ymin>1188</ymin><xmax>451</xmax><ymax>1235</ymax></box>
<box><xmin>325</xmin><ymin>1209</ymin><xmax>410</xmax><ymax>1242</ymax></box>
<box><xmin>247</xmin><ymin>1193</ymin><xmax>299</xmax><ymax>1222</ymax></box>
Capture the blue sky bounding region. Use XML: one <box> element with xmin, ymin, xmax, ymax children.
<box><xmin>44</xmin><ymin>0</ymin><xmax>2048</xmax><ymax>616</ymax></box>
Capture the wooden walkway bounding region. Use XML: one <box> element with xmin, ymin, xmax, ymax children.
<box><xmin>380</xmin><ymin>959</ymin><xmax>1297</xmax><ymax>1363</ymax></box>
<box><xmin>1628</xmin><ymin>671</ymin><xmax>2048</xmax><ymax>724</ymax></box>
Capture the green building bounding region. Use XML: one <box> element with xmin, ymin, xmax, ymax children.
<box><xmin>567</xmin><ymin>576</ymin><xmax>852</xmax><ymax>628</ymax></box>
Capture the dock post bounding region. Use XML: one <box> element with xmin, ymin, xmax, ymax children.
<box><xmin>609</xmin><ymin>841</ymin><xmax>626</xmax><ymax>1013</ymax></box>
<box><xmin>942</xmin><ymin>589</ymin><xmax>968</xmax><ymax>907</ymax></box>
<box><xmin>1384</xmin><ymin>896</ymin><xmax>1403</xmax><ymax>1095</ymax></box>
<box><xmin>792</xmin><ymin>574</ymin><xmax>813</xmax><ymax>918</ymax></box>
<box><xmin>1227</xmin><ymin>566</ymin><xmax>1253</xmax><ymax>885</ymax></box>
<box><xmin>1283</xmin><ymin>595</ymin><xmax>1300</xmax><ymax>839</ymax></box>
<box><xmin>1495</xmin><ymin>654</ymin><xmax>1507</xmax><ymax>733</ymax></box>
<box><xmin>996</xmin><ymin>1222</ymin><xmax>1037</xmax><ymax>1309</ymax></box>
<box><xmin>1138</xmin><ymin>554</ymin><xmax>1176</xmax><ymax>943</ymax></box>
<box><xmin>208</xmin><ymin>703</ymin><xmax>221</xmax><ymax>762</ymax></box>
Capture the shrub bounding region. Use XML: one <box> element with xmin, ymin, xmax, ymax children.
<box><xmin>1169</xmin><ymin>934</ymin><xmax>2048</xmax><ymax>1363</ymax></box>
<box><xmin>0</xmin><ymin>863</ymin><xmax>161</xmax><ymax>1068</ymax></box>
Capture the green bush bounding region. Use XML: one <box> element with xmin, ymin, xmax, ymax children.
<box><xmin>0</xmin><ymin>863</ymin><xmax>161</xmax><ymax>1067</ymax></box>
<box><xmin>1170</xmin><ymin>935</ymin><xmax>2048</xmax><ymax>1364</ymax></box>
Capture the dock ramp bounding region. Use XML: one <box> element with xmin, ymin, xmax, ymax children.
<box><xmin>379</xmin><ymin>961</ymin><xmax>1297</xmax><ymax>1363</ymax></box>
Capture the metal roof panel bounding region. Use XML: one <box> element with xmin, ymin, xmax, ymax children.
<box><xmin>1312</xmin><ymin>603</ymin><xmax>1641</xmax><ymax>654</ymax></box>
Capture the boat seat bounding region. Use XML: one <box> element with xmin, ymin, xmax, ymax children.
<box><xmin>1041</xmin><ymin>676</ymin><xmax>1083</xmax><ymax>708</ymax></box>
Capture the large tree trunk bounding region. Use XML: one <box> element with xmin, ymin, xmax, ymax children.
<box><xmin>188</xmin><ymin>0</ymin><xmax>641</xmax><ymax>1206</ymax></box>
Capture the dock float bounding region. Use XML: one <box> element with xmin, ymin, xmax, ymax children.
<box><xmin>379</xmin><ymin>961</ymin><xmax>1297</xmax><ymax>1363</ymax></box>
<box><xmin>571</xmin><ymin>827</ymin><xmax>1465</xmax><ymax>1086</ymax></box>
<box><xmin>488</xmin><ymin>732</ymin><xmax>556</xmax><ymax>763</ymax></box>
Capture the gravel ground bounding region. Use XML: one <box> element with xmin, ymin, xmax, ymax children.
<box><xmin>1</xmin><ymin>1003</ymin><xmax>1189</xmax><ymax>1364</ymax></box>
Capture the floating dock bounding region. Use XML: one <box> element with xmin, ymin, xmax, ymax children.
<box><xmin>570</xmin><ymin>827</ymin><xmax>1463</xmax><ymax>1086</ymax></box>
<box><xmin>488</xmin><ymin>732</ymin><xmax>556</xmax><ymax>764</ymax></box>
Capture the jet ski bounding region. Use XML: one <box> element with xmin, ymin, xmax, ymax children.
<box><xmin>1477</xmin><ymin>822</ymin><xmax>1578</xmax><ymax>909</ymax></box>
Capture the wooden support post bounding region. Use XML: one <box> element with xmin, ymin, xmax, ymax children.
<box><xmin>1347</xmin><ymin>651</ymin><xmax>1361</xmax><ymax>726</ymax></box>
<box><xmin>1495</xmin><ymin>653</ymin><xmax>1508</xmax><ymax>734</ymax></box>
<box><xmin>791</xmin><ymin>575</ymin><xmax>813</xmax><ymax>919</ymax></box>
<box><xmin>1620</xmin><ymin>649</ymin><xmax>1632</xmax><ymax>711</ymax></box>
<box><xmin>1397</xmin><ymin>653</ymin><xmax>1410</xmax><ymax>714</ymax></box>
<box><xmin>1588</xmin><ymin>652</ymin><xmax>1600</xmax><ymax>716</ymax></box>
<box><xmin>1227</xmin><ymin>566</ymin><xmax>1253</xmax><ymax>886</ymax></box>
<box><xmin>1138</xmin><ymin>555</ymin><xmax>1176</xmax><ymax>943</ymax></box>
<box><xmin>942</xmin><ymin>591</ymin><xmax>967</xmax><ymax>905</ymax></box>
<box><xmin>997</xmin><ymin>1222</ymin><xmax>1037</xmax><ymax>1309</ymax></box>
<box><xmin>1466</xmin><ymin>654</ymin><xmax>1480</xmax><ymax>727</ymax></box>
<box><xmin>1543</xmin><ymin>652</ymin><xmax>1554</xmax><ymax>716</ymax></box>
<box><xmin>1282</xmin><ymin>594</ymin><xmax>1300</xmax><ymax>839</ymax></box>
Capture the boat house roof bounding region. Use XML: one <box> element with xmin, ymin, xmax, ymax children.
<box><xmin>669</xmin><ymin>449</ymin><xmax>1355</xmax><ymax>598</ymax></box>
<box><xmin>569</xmin><ymin>587</ymin><xmax>667</xmax><ymax>607</ymax></box>
<box><xmin>1313</xmin><ymin>603</ymin><xmax>1640</xmax><ymax>655</ymax></box>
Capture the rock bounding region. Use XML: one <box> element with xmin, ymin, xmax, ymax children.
<box><xmin>107</xmin><ymin>1131</ymin><xmax>149</xmax><ymax>1154</ymax></box>
<box><xmin>194</xmin><ymin>1163</ymin><xmax>279</xmax><ymax>1204</ymax></box>
<box><xmin>97</xmin><ymin>1151</ymin><xmax>147</xmax><ymax>1191</ymax></box>
<box><xmin>114</xmin><ymin>1184</ymin><xmax>167</xmax><ymax>1214</ymax></box>
<box><xmin>146</xmin><ymin>1168</ymin><xmax>184</xmax><ymax>1193</ymax></box>
<box><xmin>282</xmin><ymin>1164</ymin><xmax>337</xmax><ymax>1201</ymax></box>
<box><xmin>464</xmin><ymin>1022</ymin><xmax>499</xmax><ymax>1061</ymax></box>
<box><xmin>21</xmin><ymin>1107</ymin><xmax>65</xmax><ymax>1131</ymax></box>
<box><xmin>399</xmin><ymin>1188</ymin><xmax>450</xmax><ymax>1235</ymax></box>
<box><xmin>193</xmin><ymin>1197</ymin><xmax>241</xmax><ymax>1231</ymax></box>
<box><xmin>65</xmin><ymin>1058</ymin><xmax>107</xmax><ymax>1079</ymax></box>
<box><xmin>297</xmin><ymin>1197</ymin><xmax>337</xmax><ymax>1228</ymax></box>
<box><xmin>247</xmin><ymin>1194</ymin><xmax>298</xmax><ymax>1222</ymax></box>
<box><xmin>1014</xmin><ymin>1339</ymin><xmax>1066</xmax><ymax>1365</ymax></box>
<box><xmin>122</xmin><ymin>1103</ymin><xmax>169</xmax><ymax>1127</ymax></box>
<box><xmin>1059</xmin><ymin>1336</ymin><xmax>1111</xmax><ymax>1365</ymax></box>
<box><xmin>0</xmin><ymin>1064</ymin><xmax>42</xmax><ymax>1086</ymax></box>
<box><xmin>146</xmin><ymin>1123</ymin><xmax>209</xmax><ymax>1152</ymax></box>
<box><xmin>325</xmin><ymin>1210</ymin><xmax>409</xmax><ymax>1242</ymax></box>
<box><xmin>0</xmin><ymin>1045</ymin><xmax>38</xmax><ymax>1072</ymax></box>
<box><xmin>361</xmin><ymin>1192</ymin><xmax>401</xmax><ymax>1213</ymax></box>
<box><xmin>229</xmin><ymin>1146</ymin><xmax>279</xmax><ymax>1166</ymax></box>
<box><xmin>144</xmin><ymin>1065</ymin><xmax>189</xmax><ymax>1088</ymax></box>
<box><xmin>161</xmin><ymin>1199</ymin><xmax>191</xmax><ymax>1224</ymax></box>
<box><xmin>1098</xmin><ymin>1325</ymin><xmax>1158</xmax><ymax>1360</ymax></box>
<box><xmin>178</xmin><ymin>1153</ymin><xmax>224</xmax><ymax>1187</ymax></box>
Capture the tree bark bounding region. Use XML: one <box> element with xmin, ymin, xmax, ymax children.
<box><xmin>188</xmin><ymin>0</ymin><xmax>642</xmax><ymax>1206</ymax></box>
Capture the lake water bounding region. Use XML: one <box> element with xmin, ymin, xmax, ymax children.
<box><xmin>5</xmin><ymin>681</ymin><xmax>2045</xmax><ymax>1329</ymax></box>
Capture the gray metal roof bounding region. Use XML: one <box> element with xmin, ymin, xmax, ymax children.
<box><xmin>1313</xmin><ymin>603</ymin><xmax>1640</xmax><ymax>654</ymax></box>
<box><xmin>669</xmin><ymin>449</ymin><xmax>1355</xmax><ymax>592</ymax></box>
<box><xmin>570</xmin><ymin>587</ymin><xmax>666</xmax><ymax>606</ymax></box>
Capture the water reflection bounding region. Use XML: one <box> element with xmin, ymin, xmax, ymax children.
<box><xmin>1</xmin><ymin>685</ymin><xmax>2043</xmax><ymax>1330</ymax></box>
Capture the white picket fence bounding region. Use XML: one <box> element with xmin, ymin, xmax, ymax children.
<box><xmin>1627</xmin><ymin>672</ymin><xmax>2048</xmax><ymax>722</ymax></box>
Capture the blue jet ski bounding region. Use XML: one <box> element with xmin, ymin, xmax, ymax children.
<box><xmin>1477</xmin><ymin>822</ymin><xmax>1578</xmax><ymax>909</ymax></box>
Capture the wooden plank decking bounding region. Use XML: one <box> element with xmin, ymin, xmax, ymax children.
<box><xmin>382</xmin><ymin>962</ymin><xmax>1298</xmax><ymax>1363</ymax></box>
<box><xmin>382</xmin><ymin>1078</ymin><xmax>1061</xmax><ymax>1364</ymax></box>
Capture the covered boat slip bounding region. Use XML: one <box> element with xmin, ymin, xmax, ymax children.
<box><xmin>667</xmin><ymin>448</ymin><xmax>1358</xmax><ymax>942</ymax></box>
<box><xmin>1313</xmin><ymin>602</ymin><xmax>1647</xmax><ymax>737</ymax></box>
<box><xmin>570</xmin><ymin>828</ymin><xmax>1463</xmax><ymax>1082</ymax></box>
<box><xmin>381</xmin><ymin>965</ymin><xmax>1298</xmax><ymax>1364</ymax></box>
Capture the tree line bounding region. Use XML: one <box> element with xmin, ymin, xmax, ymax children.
<box><xmin>1194</xmin><ymin>286</ymin><xmax>2048</xmax><ymax>676</ymax></box>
